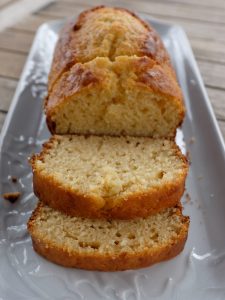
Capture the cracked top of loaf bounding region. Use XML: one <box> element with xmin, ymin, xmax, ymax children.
<box><xmin>48</xmin><ymin>6</ymin><xmax>172</xmax><ymax>92</ymax></box>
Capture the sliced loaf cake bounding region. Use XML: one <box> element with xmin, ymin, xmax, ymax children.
<box><xmin>28</xmin><ymin>202</ymin><xmax>189</xmax><ymax>271</ymax></box>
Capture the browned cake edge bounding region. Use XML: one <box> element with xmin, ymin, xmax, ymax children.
<box><xmin>27</xmin><ymin>203</ymin><xmax>189</xmax><ymax>271</ymax></box>
<box><xmin>30</xmin><ymin>136</ymin><xmax>188</xmax><ymax>219</ymax></box>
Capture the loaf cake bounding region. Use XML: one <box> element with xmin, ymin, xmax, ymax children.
<box><xmin>30</xmin><ymin>135</ymin><xmax>188</xmax><ymax>219</ymax></box>
<box><xmin>28</xmin><ymin>202</ymin><xmax>189</xmax><ymax>271</ymax></box>
<box><xmin>27</xmin><ymin>6</ymin><xmax>189</xmax><ymax>271</ymax></box>
<box><xmin>45</xmin><ymin>6</ymin><xmax>184</xmax><ymax>138</ymax></box>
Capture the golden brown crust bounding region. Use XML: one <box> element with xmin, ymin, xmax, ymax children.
<box><xmin>136</xmin><ymin>57</ymin><xmax>180</xmax><ymax>98</ymax></box>
<box><xmin>46</xmin><ymin>63</ymin><xmax>100</xmax><ymax>112</ymax></box>
<box><xmin>48</xmin><ymin>6</ymin><xmax>172</xmax><ymax>93</ymax></box>
<box><xmin>28</xmin><ymin>203</ymin><xmax>189</xmax><ymax>271</ymax></box>
<box><xmin>32</xmin><ymin>171</ymin><xmax>187</xmax><ymax>219</ymax></box>
<box><xmin>30</xmin><ymin>136</ymin><xmax>188</xmax><ymax>219</ymax></box>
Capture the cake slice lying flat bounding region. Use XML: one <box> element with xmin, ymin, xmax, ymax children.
<box><xmin>28</xmin><ymin>202</ymin><xmax>189</xmax><ymax>271</ymax></box>
<box><xmin>30</xmin><ymin>135</ymin><xmax>188</xmax><ymax>219</ymax></box>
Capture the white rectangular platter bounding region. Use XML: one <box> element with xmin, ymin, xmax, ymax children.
<box><xmin>0</xmin><ymin>15</ymin><xmax>225</xmax><ymax>300</ymax></box>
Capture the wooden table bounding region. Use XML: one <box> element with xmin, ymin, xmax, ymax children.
<box><xmin>0</xmin><ymin>0</ymin><xmax>225</xmax><ymax>139</ymax></box>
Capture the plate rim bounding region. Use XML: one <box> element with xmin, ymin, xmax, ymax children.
<box><xmin>1</xmin><ymin>15</ymin><xmax>225</xmax><ymax>299</ymax></box>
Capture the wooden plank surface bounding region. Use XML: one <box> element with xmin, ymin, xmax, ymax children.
<box><xmin>0</xmin><ymin>0</ymin><xmax>15</xmax><ymax>9</ymax></box>
<box><xmin>0</xmin><ymin>29</ymin><xmax>34</xmax><ymax>53</ymax></box>
<box><xmin>218</xmin><ymin>121</ymin><xmax>225</xmax><ymax>138</ymax></box>
<box><xmin>0</xmin><ymin>77</ymin><xmax>17</xmax><ymax>111</ymax></box>
<box><xmin>198</xmin><ymin>60</ymin><xmax>225</xmax><ymax>90</ymax></box>
<box><xmin>0</xmin><ymin>0</ymin><xmax>55</xmax><ymax>31</ymax></box>
<box><xmin>166</xmin><ymin>0</ymin><xmax>225</xmax><ymax>9</ymax></box>
<box><xmin>41</xmin><ymin>0</ymin><xmax>225</xmax><ymax>25</ymax></box>
<box><xmin>9</xmin><ymin>14</ymin><xmax>55</xmax><ymax>32</ymax></box>
<box><xmin>0</xmin><ymin>50</ymin><xmax>26</xmax><ymax>79</ymax></box>
<box><xmin>0</xmin><ymin>112</ymin><xmax>6</xmax><ymax>130</ymax></box>
<box><xmin>207</xmin><ymin>88</ymin><xmax>225</xmax><ymax>121</ymax></box>
<box><xmin>0</xmin><ymin>0</ymin><xmax>225</xmax><ymax>142</ymax></box>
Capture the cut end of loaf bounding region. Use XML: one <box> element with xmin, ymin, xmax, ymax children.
<box><xmin>46</xmin><ymin>56</ymin><xmax>184</xmax><ymax>138</ymax></box>
<box><xmin>28</xmin><ymin>202</ymin><xmax>189</xmax><ymax>271</ymax></box>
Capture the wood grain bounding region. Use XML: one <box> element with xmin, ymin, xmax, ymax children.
<box><xmin>164</xmin><ymin>0</ymin><xmax>225</xmax><ymax>9</ymax></box>
<box><xmin>198</xmin><ymin>60</ymin><xmax>225</xmax><ymax>90</ymax></box>
<box><xmin>37</xmin><ymin>2</ymin><xmax>83</xmax><ymax>18</ymax></box>
<box><xmin>9</xmin><ymin>14</ymin><xmax>55</xmax><ymax>32</ymax></box>
<box><xmin>190</xmin><ymin>38</ymin><xmax>225</xmax><ymax>64</ymax></box>
<box><xmin>218</xmin><ymin>121</ymin><xmax>225</xmax><ymax>139</ymax></box>
<box><xmin>0</xmin><ymin>29</ymin><xmax>33</xmax><ymax>53</ymax></box>
<box><xmin>59</xmin><ymin>0</ymin><xmax>225</xmax><ymax>24</ymax></box>
<box><xmin>0</xmin><ymin>76</ymin><xmax>17</xmax><ymax>111</ymax></box>
<box><xmin>0</xmin><ymin>111</ymin><xmax>6</xmax><ymax>131</ymax></box>
<box><xmin>0</xmin><ymin>50</ymin><xmax>26</xmax><ymax>79</ymax></box>
<box><xmin>0</xmin><ymin>0</ymin><xmax>15</xmax><ymax>9</ymax></box>
<box><xmin>207</xmin><ymin>87</ymin><xmax>225</xmax><ymax>121</ymax></box>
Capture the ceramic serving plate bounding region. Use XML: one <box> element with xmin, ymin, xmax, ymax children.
<box><xmin>1</xmin><ymin>15</ymin><xmax>225</xmax><ymax>300</ymax></box>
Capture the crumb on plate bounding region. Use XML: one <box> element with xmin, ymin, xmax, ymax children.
<box><xmin>189</xmin><ymin>137</ymin><xmax>196</xmax><ymax>144</ymax></box>
<box><xmin>11</xmin><ymin>176</ymin><xmax>18</xmax><ymax>183</ymax></box>
<box><xmin>2</xmin><ymin>192</ymin><xmax>21</xmax><ymax>203</ymax></box>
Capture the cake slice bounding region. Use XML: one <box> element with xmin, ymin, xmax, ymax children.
<box><xmin>30</xmin><ymin>135</ymin><xmax>188</xmax><ymax>219</ymax></box>
<box><xmin>28</xmin><ymin>202</ymin><xmax>189</xmax><ymax>271</ymax></box>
